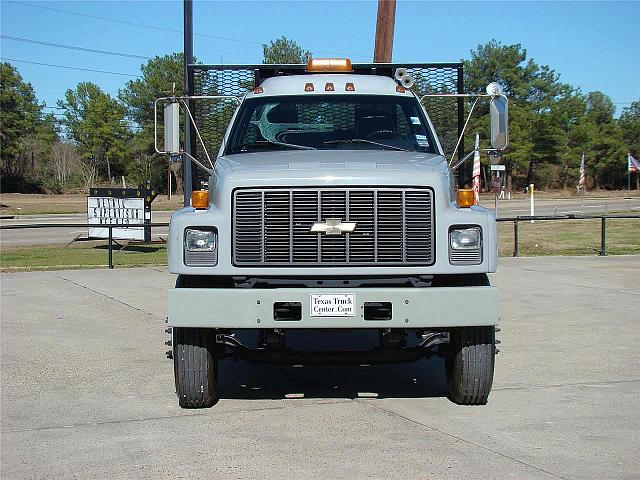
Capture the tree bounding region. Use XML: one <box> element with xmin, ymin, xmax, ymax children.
<box><xmin>58</xmin><ymin>82</ymin><xmax>129</xmax><ymax>183</ymax></box>
<box><xmin>462</xmin><ymin>40</ymin><xmax>600</xmax><ymax>190</ymax></box>
<box><xmin>582</xmin><ymin>91</ymin><xmax>626</xmax><ymax>188</ymax></box>
<box><xmin>0</xmin><ymin>62</ymin><xmax>60</xmax><ymax>191</ymax></box>
<box><xmin>262</xmin><ymin>37</ymin><xmax>311</xmax><ymax>64</ymax></box>
<box><xmin>619</xmin><ymin>100</ymin><xmax>640</xmax><ymax>156</ymax></box>
<box><xmin>119</xmin><ymin>53</ymin><xmax>184</xmax><ymax>153</ymax></box>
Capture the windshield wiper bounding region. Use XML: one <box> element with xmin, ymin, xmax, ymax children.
<box><xmin>323</xmin><ymin>138</ymin><xmax>409</xmax><ymax>152</ymax></box>
<box><xmin>231</xmin><ymin>139</ymin><xmax>316</xmax><ymax>153</ymax></box>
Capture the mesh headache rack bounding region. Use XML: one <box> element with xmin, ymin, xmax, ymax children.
<box><xmin>186</xmin><ymin>62</ymin><xmax>465</xmax><ymax>186</ymax></box>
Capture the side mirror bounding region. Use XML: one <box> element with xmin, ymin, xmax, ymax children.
<box><xmin>489</xmin><ymin>95</ymin><xmax>508</xmax><ymax>150</ymax></box>
<box><xmin>164</xmin><ymin>102</ymin><xmax>180</xmax><ymax>154</ymax></box>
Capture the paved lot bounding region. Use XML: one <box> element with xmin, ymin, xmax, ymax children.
<box><xmin>1</xmin><ymin>256</ymin><xmax>638</xmax><ymax>479</ymax></box>
<box><xmin>2</xmin><ymin>196</ymin><xmax>638</xmax><ymax>246</ymax></box>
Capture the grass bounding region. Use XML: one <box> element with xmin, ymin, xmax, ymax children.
<box><xmin>497</xmin><ymin>218</ymin><xmax>640</xmax><ymax>257</ymax></box>
<box><xmin>1</xmin><ymin>218</ymin><xmax>638</xmax><ymax>272</ymax></box>
<box><xmin>0</xmin><ymin>193</ymin><xmax>182</xmax><ymax>216</ymax></box>
<box><xmin>3</xmin><ymin>190</ymin><xmax>638</xmax><ymax>216</ymax></box>
<box><xmin>0</xmin><ymin>241</ymin><xmax>167</xmax><ymax>272</ymax></box>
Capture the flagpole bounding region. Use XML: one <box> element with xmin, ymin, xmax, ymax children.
<box><xmin>628</xmin><ymin>153</ymin><xmax>631</xmax><ymax>191</ymax></box>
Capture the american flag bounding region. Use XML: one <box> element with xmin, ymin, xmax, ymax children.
<box><xmin>629</xmin><ymin>153</ymin><xmax>640</xmax><ymax>173</ymax></box>
<box><xmin>578</xmin><ymin>153</ymin><xmax>586</xmax><ymax>189</ymax></box>
<box><xmin>472</xmin><ymin>133</ymin><xmax>481</xmax><ymax>205</ymax></box>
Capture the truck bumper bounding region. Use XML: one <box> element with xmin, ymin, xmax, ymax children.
<box><xmin>168</xmin><ymin>286</ymin><xmax>499</xmax><ymax>328</ymax></box>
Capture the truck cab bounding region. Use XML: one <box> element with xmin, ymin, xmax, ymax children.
<box><xmin>161</xmin><ymin>59</ymin><xmax>505</xmax><ymax>408</ymax></box>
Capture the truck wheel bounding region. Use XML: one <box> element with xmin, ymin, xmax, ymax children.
<box><xmin>173</xmin><ymin>327</ymin><xmax>219</xmax><ymax>408</ymax></box>
<box><xmin>446</xmin><ymin>326</ymin><xmax>495</xmax><ymax>405</ymax></box>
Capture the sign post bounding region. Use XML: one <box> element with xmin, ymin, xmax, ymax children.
<box><xmin>490</xmin><ymin>164</ymin><xmax>505</xmax><ymax>218</ymax></box>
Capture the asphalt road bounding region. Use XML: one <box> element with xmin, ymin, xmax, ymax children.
<box><xmin>1</xmin><ymin>256</ymin><xmax>638</xmax><ymax>479</ymax></box>
<box><xmin>1</xmin><ymin>197</ymin><xmax>639</xmax><ymax>247</ymax></box>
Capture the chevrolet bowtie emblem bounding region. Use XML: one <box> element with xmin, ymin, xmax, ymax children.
<box><xmin>310</xmin><ymin>218</ymin><xmax>357</xmax><ymax>235</ymax></box>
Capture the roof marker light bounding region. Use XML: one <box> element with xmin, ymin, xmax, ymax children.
<box><xmin>304</xmin><ymin>83</ymin><xmax>314</xmax><ymax>92</ymax></box>
<box><xmin>253</xmin><ymin>86</ymin><xmax>263</xmax><ymax>94</ymax></box>
<box><xmin>345</xmin><ymin>82</ymin><xmax>355</xmax><ymax>91</ymax></box>
<box><xmin>396</xmin><ymin>85</ymin><xmax>406</xmax><ymax>93</ymax></box>
<box><xmin>325</xmin><ymin>82</ymin><xmax>335</xmax><ymax>91</ymax></box>
<box><xmin>306</xmin><ymin>58</ymin><xmax>353</xmax><ymax>72</ymax></box>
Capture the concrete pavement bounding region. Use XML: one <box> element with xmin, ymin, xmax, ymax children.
<box><xmin>1</xmin><ymin>256</ymin><xmax>639</xmax><ymax>479</ymax></box>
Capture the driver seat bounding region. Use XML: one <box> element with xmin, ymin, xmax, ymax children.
<box><xmin>356</xmin><ymin>113</ymin><xmax>396</xmax><ymax>139</ymax></box>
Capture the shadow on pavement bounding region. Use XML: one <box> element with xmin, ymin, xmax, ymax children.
<box><xmin>216</xmin><ymin>330</ymin><xmax>449</xmax><ymax>400</ymax></box>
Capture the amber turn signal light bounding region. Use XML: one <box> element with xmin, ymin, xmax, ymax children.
<box><xmin>456</xmin><ymin>189</ymin><xmax>475</xmax><ymax>208</ymax></box>
<box><xmin>191</xmin><ymin>190</ymin><xmax>209</xmax><ymax>209</ymax></box>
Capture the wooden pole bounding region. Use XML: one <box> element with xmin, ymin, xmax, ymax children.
<box><xmin>373</xmin><ymin>0</ymin><xmax>396</xmax><ymax>63</ymax></box>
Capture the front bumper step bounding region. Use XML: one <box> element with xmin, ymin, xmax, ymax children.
<box><xmin>168</xmin><ymin>286</ymin><xmax>499</xmax><ymax>328</ymax></box>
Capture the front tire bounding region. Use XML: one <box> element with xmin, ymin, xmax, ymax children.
<box><xmin>173</xmin><ymin>327</ymin><xmax>219</xmax><ymax>408</ymax></box>
<box><xmin>446</xmin><ymin>326</ymin><xmax>495</xmax><ymax>405</ymax></box>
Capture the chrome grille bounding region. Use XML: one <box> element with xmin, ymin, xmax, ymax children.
<box><xmin>233</xmin><ymin>187</ymin><xmax>434</xmax><ymax>266</ymax></box>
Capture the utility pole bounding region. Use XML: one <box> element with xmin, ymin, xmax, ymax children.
<box><xmin>373</xmin><ymin>0</ymin><xmax>396</xmax><ymax>63</ymax></box>
<box><xmin>183</xmin><ymin>0</ymin><xmax>193</xmax><ymax>207</ymax></box>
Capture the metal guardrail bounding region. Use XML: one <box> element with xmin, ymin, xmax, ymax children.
<box><xmin>2</xmin><ymin>215</ymin><xmax>639</xmax><ymax>268</ymax></box>
<box><xmin>495</xmin><ymin>214</ymin><xmax>640</xmax><ymax>257</ymax></box>
<box><xmin>0</xmin><ymin>223</ymin><xmax>170</xmax><ymax>269</ymax></box>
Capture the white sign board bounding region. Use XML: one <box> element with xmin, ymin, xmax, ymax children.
<box><xmin>87</xmin><ymin>196</ymin><xmax>145</xmax><ymax>240</ymax></box>
<box><xmin>490</xmin><ymin>164</ymin><xmax>506</xmax><ymax>171</ymax></box>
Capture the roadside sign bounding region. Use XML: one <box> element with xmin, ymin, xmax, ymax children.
<box><xmin>87</xmin><ymin>186</ymin><xmax>157</xmax><ymax>241</ymax></box>
<box><xmin>490</xmin><ymin>164</ymin><xmax>506</xmax><ymax>171</ymax></box>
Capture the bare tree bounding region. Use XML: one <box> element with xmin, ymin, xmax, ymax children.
<box><xmin>78</xmin><ymin>158</ymin><xmax>99</xmax><ymax>192</ymax></box>
<box><xmin>51</xmin><ymin>142</ymin><xmax>79</xmax><ymax>186</ymax></box>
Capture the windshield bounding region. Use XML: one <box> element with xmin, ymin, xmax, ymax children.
<box><xmin>225</xmin><ymin>95</ymin><xmax>437</xmax><ymax>155</ymax></box>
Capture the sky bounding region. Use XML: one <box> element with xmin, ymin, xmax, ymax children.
<box><xmin>1</xmin><ymin>0</ymin><xmax>638</xmax><ymax>119</ymax></box>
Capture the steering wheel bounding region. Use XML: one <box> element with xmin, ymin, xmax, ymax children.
<box><xmin>364</xmin><ymin>129</ymin><xmax>403</xmax><ymax>140</ymax></box>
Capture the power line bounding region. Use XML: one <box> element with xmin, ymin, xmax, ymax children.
<box><xmin>9</xmin><ymin>1</ymin><xmax>371</xmax><ymax>58</ymax></box>
<box><xmin>1</xmin><ymin>35</ymin><xmax>152</xmax><ymax>60</ymax></box>
<box><xmin>0</xmin><ymin>58</ymin><xmax>138</xmax><ymax>77</ymax></box>
<box><xmin>10</xmin><ymin>1</ymin><xmax>262</xmax><ymax>45</ymax></box>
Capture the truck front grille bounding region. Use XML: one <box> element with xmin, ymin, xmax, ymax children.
<box><xmin>233</xmin><ymin>187</ymin><xmax>434</xmax><ymax>266</ymax></box>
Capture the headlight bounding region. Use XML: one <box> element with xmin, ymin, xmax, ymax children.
<box><xmin>184</xmin><ymin>228</ymin><xmax>217</xmax><ymax>266</ymax></box>
<box><xmin>449</xmin><ymin>226</ymin><xmax>482</xmax><ymax>265</ymax></box>
<box><xmin>450</xmin><ymin>227</ymin><xmax>481</xmax><ymax>250</ymax></box>
<box><xmin>185</xmin><ymin>229</ymin><xmax>216</xmax><ymax>251</ymax></box>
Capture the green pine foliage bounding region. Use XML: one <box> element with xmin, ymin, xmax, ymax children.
<box><xmin>0</xmin><ymin>38</ymin><xmax>638</xmax><ymax>194</ymax></box>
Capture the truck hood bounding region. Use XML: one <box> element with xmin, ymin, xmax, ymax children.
<box><xmin>212</xmin><ymin>150</ymin><xmax>449</xmax><ymax>189</ymax></box>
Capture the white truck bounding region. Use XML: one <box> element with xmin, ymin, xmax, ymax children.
<box><xmin>156</xmin><ymin>58</ymin><xmax>508</xmax><ymax>408</ymax></box>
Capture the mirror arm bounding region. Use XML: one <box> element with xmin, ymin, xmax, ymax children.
<box><xmin>447</xmin><ymin>97</ymin><xmax>480</xmax><ymax>166</ymax></box>
<box><xmin>182</xmin><ymin>152</ymin><xmax>213</xmax><ymax>176</ymax></box>
<box><xmin>180</xmin><ymin>99</ymin><xmax>215</xmax><ymax>171</ymax></box>
<box><xmin>449</xmin><ymin>149</ymin><xmax>475</xmax><ymax>171</ymax></box>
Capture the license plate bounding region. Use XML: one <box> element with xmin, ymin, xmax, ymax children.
<box><xmin>310</xmin><ymin>293</ymin><xmax>355</xmax><ymax>317</ymax></box>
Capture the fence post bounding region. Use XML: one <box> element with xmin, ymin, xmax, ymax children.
<box><xmin>513</xmin><ymin>220</ymin><xmax>519</xmax><ymax>257</ymax></box>
<box><xmin>108</xmin><ymin>225</ymin><xmax>114</xmax><ymax>269</ymax></box>
<box><xmin>599</xmin><ymin>217</ymin><xmax>607</xmax><ymax>256</ymax></box>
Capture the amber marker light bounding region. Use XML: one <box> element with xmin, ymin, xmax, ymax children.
<box><xmin>456</xmin><ymin>189</ymin><xmax>475</xmax><ymax>208</ymax></box>
<box><xmin>345</xmin><ymin>82</ymin><xmax>355</xmax><ymax>91</ymax></box>
<box><xmin>191</xmin><ymin>190</ymin><xmax>209</xmax><ymax>209</ymax></box>
<box><xmin>396</xmin><ymin>85</ymin><xmax>406</xmax><ymax>93</ymax></box>
<box><xmin>253</xmin><ymin>86</ymin><xmax>264</xmax><ymax>94</ymax></box>
<box><xmin>325</xmin><ymin>82</ymin><xmax>335</xmax><ymax>91</ymax></box>
<box><xmin>304</xmin><ymin>82</ymin><xmax>315</xmax><ymax>92</ymax></box>
<box><xmin>306</xmin><ymin>58</ymin><xmax>353</xmax><ymax>72</ymax></box>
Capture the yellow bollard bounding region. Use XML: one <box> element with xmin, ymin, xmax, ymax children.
<box><xmin>530</xmin><ymin>183</ymin><xmax>535</xmax><ymax>223</ymax></box>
